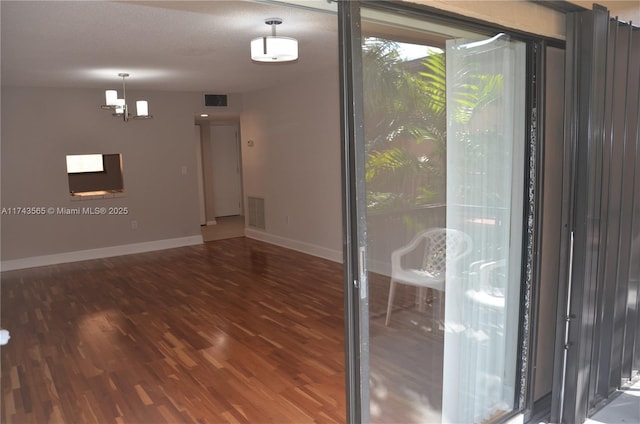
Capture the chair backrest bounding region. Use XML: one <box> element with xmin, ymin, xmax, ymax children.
<box><xmin>420</xmin><ymin>228</ymin><xmax>472</xmax><ymax>278</ymax></box>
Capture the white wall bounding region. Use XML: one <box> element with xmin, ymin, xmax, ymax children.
<box><xmin>240</xmin><ymin>67</ymin><xmax>343</xmax><ymax>261</ymax></box>
<box><xmin>1</xmin><ymin>86</ymin><xmax>203</xmax><ymax>263</ymax></box>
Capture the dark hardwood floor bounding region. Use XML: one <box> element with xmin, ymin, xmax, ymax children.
<box><xmin>1</xmin><ymin>237</ymin><xmax>447</xmax><ymax>423</ymax></box>
<box><xmin>1</xmin><ymin>238</ymin><xmax>346</xmax><ymax>423</ymax></box>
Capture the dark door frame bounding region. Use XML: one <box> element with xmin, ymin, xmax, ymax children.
<box><xmin>550</xmin><ymin>5</ymin><xmax>640</xmax><ymax>423</ymax></box>
<box><xmin>337</xmin><ymin>1</ymin><xmax>564</xmax><ymax>422</ymax></box>
<box><xmin>338</xmin><ymin>1</ymin><xmax>367</xmax><ymax>422</ymax></box>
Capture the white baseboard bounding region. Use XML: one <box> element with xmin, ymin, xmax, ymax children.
<box><xmin>244</xmin><ymin>228</ymin><xmax>343</xmax><ymax>264</ymax></box>
<box><xmin>1</xmin><ymin>235</ymin><xmax>204</xmax><ymax>272</ymax></box>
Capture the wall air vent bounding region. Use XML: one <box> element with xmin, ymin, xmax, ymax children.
<box><xmin>248</xmin><ymin>196</ymin><xmax>265</xmax><ymax>230</ymax></box>
<box><xmin>204</xmin><ymin>94</ymin><xmax>228</xmax><ymax>107</ymax></box>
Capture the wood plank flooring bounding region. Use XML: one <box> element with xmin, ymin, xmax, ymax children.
<box><xmin>368</xmin><ymin>273</ymin><xmax>444</xmax><ymax>424</ymax></box>
<box><xmin>1</xmin><ymin>238</ymin><xmax>346</xmax><ymax>423</ymax></box>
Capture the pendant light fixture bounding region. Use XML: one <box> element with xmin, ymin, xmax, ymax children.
<box><xmin>251</xmin><ymin>18</ymin><xmax>298</xmax><ymax>63</ymax></box>
<box><xmin>101</xmin><ymin>73</ymin><xmax>152</xmax><ymax>122</ymax></box>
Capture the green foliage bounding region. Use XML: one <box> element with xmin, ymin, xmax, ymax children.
<box><xmin>365</xmin><ymin>148</ymin><xmax>422</xmax><ymax>182</ymax></box>
<box><xmin>363</xmin><ymin>38</ymin><xmax>446</xmax><ymax>211</ymax></box>
<box><xmin>363</xmin><ymin>37</ymin><xmax>507</xmax><ymax>212</ymax></box>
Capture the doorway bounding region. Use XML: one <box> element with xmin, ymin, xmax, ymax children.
<box><xmin>200</xmin><ymin>122</ymin><xmax>243</xmax><ymax>223</ymax></box>
<box><xmin>198</xmin><ymin>121</ymin><xmax>245</xmax><ymax>241</ymax></box>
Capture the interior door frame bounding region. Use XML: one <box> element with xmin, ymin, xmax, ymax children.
<box><xmin>195</xmin><ymin>123</ymin><xmax>207</xmax><ymax>226</ymax></box>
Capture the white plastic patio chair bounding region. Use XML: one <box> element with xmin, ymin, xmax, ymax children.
<box><xmin>385</xmin><ymin>227</ymin><xmax>472</xmax><ymax>326</ymax></box>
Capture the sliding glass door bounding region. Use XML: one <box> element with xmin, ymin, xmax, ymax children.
<box><xmin>340</xmin><ymin>2</ymin><xmax>531</xmax><ymax>422</ymax></box>
<box><xmin>442</xmin><ymin>33</ymin><xmax>526</xmax><ymax>423</ymax></box>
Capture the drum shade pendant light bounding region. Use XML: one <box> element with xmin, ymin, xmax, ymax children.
<box><xmin>101</xmin><ymin>73</ymin><xmax>153</xmax><ymax>122</ymax></box>
<box><xmin>251</xmin><ymin>18</ymin><xmax>298</xmax><ymax>63</ymax></box>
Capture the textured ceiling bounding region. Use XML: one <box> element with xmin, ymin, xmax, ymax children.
<box><xmin>1</xmin><ymin>0</ymin><xmax>339</xmax><ymax>93</ymax></box>
<box><xmin>4</xmin><ymin>1</ymin><xmax>636</xmax><ymax>95</ymax></box>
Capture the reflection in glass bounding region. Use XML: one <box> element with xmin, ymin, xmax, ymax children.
<box><xmin>443</xmin><ymin>35</ymin><xmax>526</xmax><ymax>423</ymax></box>
<box><xmin>363</xmin><ymin>16</ymin><xmax>526</xmax><ymax>424</ymax></box>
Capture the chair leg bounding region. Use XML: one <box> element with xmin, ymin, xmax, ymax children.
<box><xmin>385</xmin><ymin>280</ymin><xmax>396</xmax><ymax>326</ymax></box>
<box><xmin>436</xmin><ymin>291</ymin><xmax>445</xmax><ymax>330</ymax></box>
<box><xmin>417</xmin><ymin>287</ymin><xmax>426</xmax><ymax>312</ymax></box>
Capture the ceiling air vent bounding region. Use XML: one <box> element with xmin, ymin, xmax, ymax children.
<box><xmin>204</xmin><ymin>94</ymin><xmax>228</xmax><ymax>107</ymax></box>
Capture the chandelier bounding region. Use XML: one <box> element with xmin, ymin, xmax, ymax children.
<box><xmin>101</xmin><ymin>73</ymin><xmax>152</xmax><ymax>122</ymax></box>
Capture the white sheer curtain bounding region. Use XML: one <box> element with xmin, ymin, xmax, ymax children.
<box><xmin>442</xmin><ymin>35</ymin><xmax>526</xmax><ymax>423</ymax></box>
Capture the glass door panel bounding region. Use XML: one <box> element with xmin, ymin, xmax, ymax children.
<box><xmin>442</xmin><ymin>34</ymin><xmax>526</xmax><ymax>423</ymax></box>
<box><xmin>360</xmin><ymin>6</ymin><xmax>526</xmax><ymax>423</ymax></box>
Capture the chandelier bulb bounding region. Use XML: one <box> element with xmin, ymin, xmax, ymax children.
<box><xmin>105</xmin><ymin>90</ymin><xmax>118</xmax><ymax>106</ymax></box>
<box><xmin>101</xmin><ymin>73</ymin><xmax>153</xmax><ymax>122</ymax></box>
<box><xmin>136</xmin><ymin>100</ymin><xmax>149</xmax><ymax>117</ymax></box>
